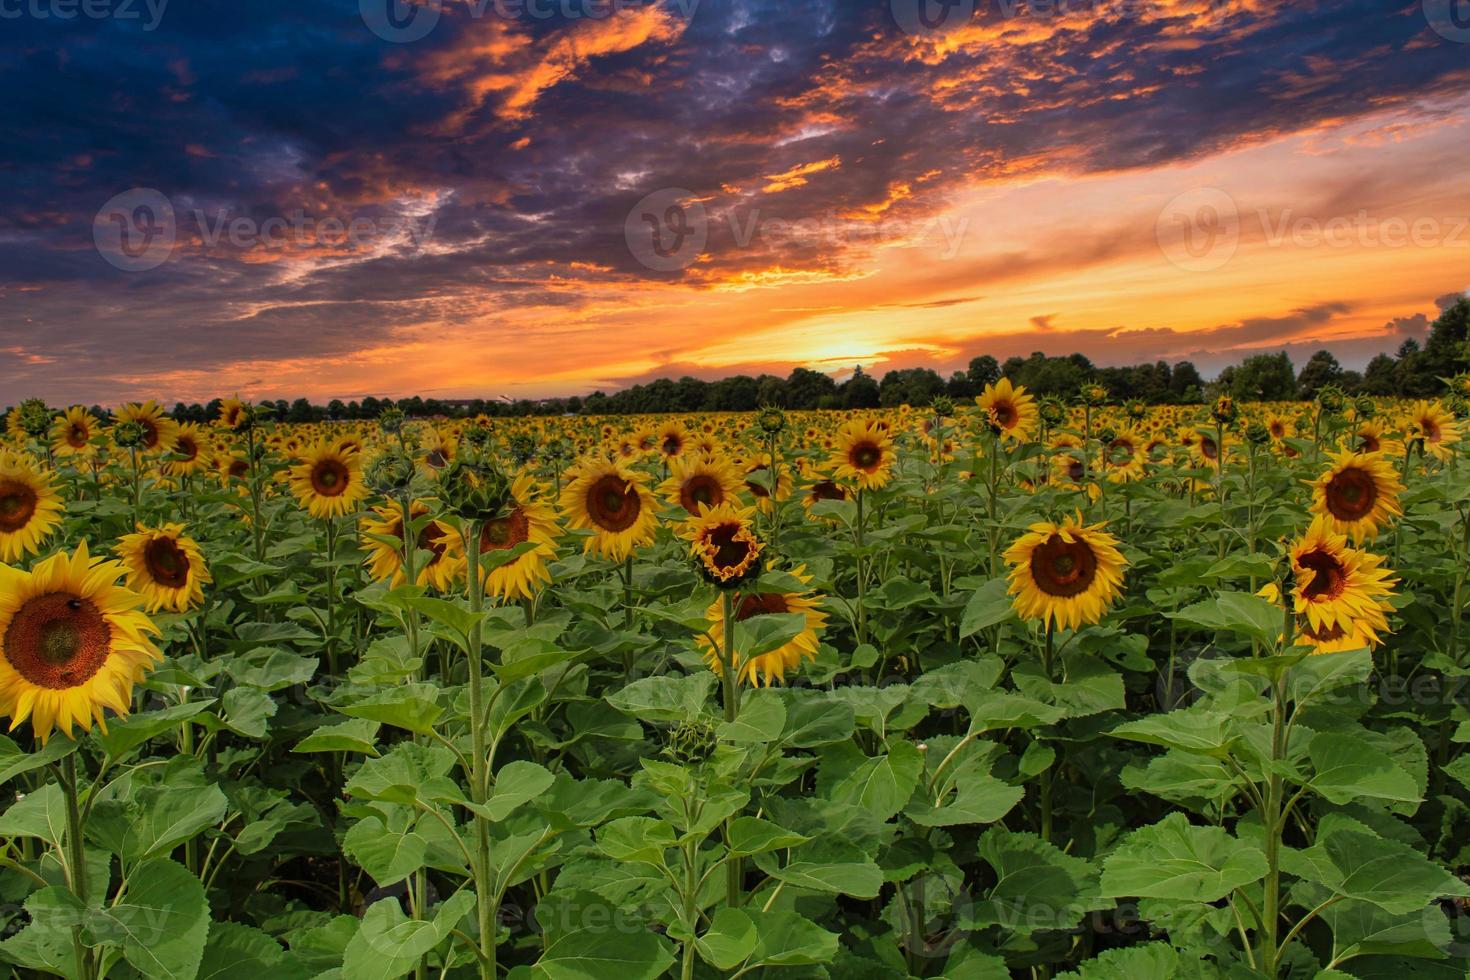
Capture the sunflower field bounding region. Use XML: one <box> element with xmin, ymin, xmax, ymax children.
<box><xmin>0</xmin><ymin>380</ymin><xmax>1469</xmax><ymax>980</ymax></box>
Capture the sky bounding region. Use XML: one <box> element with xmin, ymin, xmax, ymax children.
<box><xmin>2</xmin><ymin>0</ymin><xmax>1468</xmax><ymax>406</ymax></box>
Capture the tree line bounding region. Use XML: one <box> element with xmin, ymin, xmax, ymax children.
<box><xmin>41</xmin><ymin>299</ymin><xmax>1470</xmax><ymax>423</ymax></box>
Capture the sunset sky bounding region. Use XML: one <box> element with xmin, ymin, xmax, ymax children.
<box><xmin>3</xmin><ymin>0</ymin><xmax>1468</xmax><ymax>406</ymax></box>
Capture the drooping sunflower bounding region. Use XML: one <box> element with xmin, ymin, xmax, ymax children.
<box><xmin>360</xmin><ymin>501</ymin><xmax>463</xmax><ymax>592</ymax></box>
<box><xmin>162</xmin><ymin>423</ymin><xmax>211</xmax><ymax>479</ymax></box>
<box><xmin>659</xmin><ymin>453</ymin><xmax>745</xmax><ymax>517</ymax></box>
<box><xmin>1285</xmin><ymin>517</ymin><xmax>1398</xmax><ymax>639</ymax></box>
<box><xmin>1347</xmin><ymin>419</ymin><xmax>1404</xmax><ymax>459</ymax></box>
<box><xmin>0</xmin><ymin>453</ymin><xmax>64</xmax><ymax>563</ymax></box>
<box><xmin>115</xmin><ymin>523</ymin><xmax>212</xmax><ymax>613</ymax></box>
<box><xmin>476</xmin><ymin>474</ymin><xmax>559</xmax><ymax>601</ymax></box>
<box><xmin>1309</xmin><ymin>450</ymin><xmax>1403</xmax><ymax>543</ymax></box>
<box><xmin>1003</xmin><ymin>513</ymin><xmax>1128</xmax><ymax>631</ymax></box>
<box><xmin>976</xmin><ymin>378</ymin><xmax>1038</xmax><ymax>443</ymax></box>
<box><xmin>50</xmin><ymin>406</ymin><xmax>98</xmax><ymax>458</ymax></box>
<box><xmin>684</xmin><ymin>502</ymin><xmax>763</xmax><ymax>586</ymax></box>
<box><xmin>698</xmin><ymin>565</ymin><xmax>828</xmax><ymax>686</ymax></box>
<box><xmin>1407</xmin><ymin>400</ymin><xmax>1461</xmax><ymax>462</ymax></box>
<box><xmin>559</xmin><ymin>459</ymin><xmax>658</xmax><ymax>561</ymax></box>
<box><xmin>829</xmin><ymin>418</ymin><xmax>895</xmax><ymax>491</ymax></box>
<box><xmin>113</xmin><ymin>401</ymin><xmax>179</xmax><ymax>455</ymax></box>
<box><xmin>289</xmin><ymin>441</ymin><xmax>368</xmax><ymax>519</ymax></box>
<box><xmin>0</xmin><ymin>542</ymin><xmax>162</xmax><ymax>744</ymax></box>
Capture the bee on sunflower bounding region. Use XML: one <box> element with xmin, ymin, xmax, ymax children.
<box><xmin>976</xmin><ymin>379</ymin><xmax>1038</xmax><ymax>443</ymax></box>
<box><xmin>559</xmin><ymin>458</ymin><xmax>658</xmax><ymax>561</ymax></box>
<box><xmin>1004</xmin><ymin>513</ymin><xmax>1128</xmax><ymax>632</ymax></box>
<box><xmin>360</xmin><ymin>501</ymin><xmax>464</xmax><ymax>592</ymax></box>
<box><xmin>289</xmin><ymin>440</ymin><xmax>369</xmax><ymax>518</ymax></box>
<box><xmin>684</xmin><ymin>502</ymin><xmax>764</xmax><ymax>587</ymax></box>
<box><xmin>50</xmin><ymin>406</ymin><xmax>98</xmax><ymax>458</ymax></box>
<box><xmin>1309</xmin><ymin>450</ymin><xmax>1403</xmax><ymax>542</ymax></box>
<box><xmin>113</xmin><ymin>400</ymin><xmax>179</xmax><ymax>455</ymax></box>
<box><xmin>115</xmin><ymin>523</ymin><xmax>212</xmax><ymax>613</ymax></box>
<box><xmin>696</xmin><ymin>564</ymin><xmax>828</xmax><ymax>687</ymax></box>
<box><xmin>0</xmin><ymin>542</ymin><xmax>162</xmax><ymax>744</ymax></box>
<box><xmin>0</xmin><ymin>452</ymin><xmax>64</xmax><ymax>563</ymax></box>
<box><xmin>659</xmin><ymin>453</ymin><xmax>744</xmax><ymax>517</ymax></box>
<box><xmin>829</xmin><ymin>418</ymin><xmax>895</xmax><ymax>490</ymax></box>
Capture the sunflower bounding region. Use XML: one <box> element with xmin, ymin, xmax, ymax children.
<box><xmin>801</xmin><ymin>468</ymin><xmax>850</xmax><ymax>518</ymax></box>
<box><xmin>289</xmin><ymin>441</ymin><xmax>368</xmax><ymax>519</ymax></box>
<box><xmin>115</xmin><ymin>523</ymin><xmax>211</xmax><ymax>613</ymax></box>
<box><xmin>829</xmin><ymin>418</ymin><xmax>895</xmax><ymax>490</ymax></box>
<box><xmin>740</xmin><ymin>452</ymin><xmax>793</xmax><ymax>513</ymax></box>
<box><xmin>1190</xmin><ymin>430</ymin><xmax>1224</xmax><ymax>471</ymax></box>
<box><xmin>656</xmin><ymin>420</ymin><xmax>690</xmax><ymax>460</ymax></box>
<box><xmin>1347</xmin><ymin>419</ymin><xmax>1404</xmax><ymax>459</ymax></box>
<box><xmin>1407</xmin><ymin>400</ymin><xmax>1461</xmax><ymax>462</ymax></box>
<box><xmin>1004</xmin><ymin>513</ymin><xmax>1128</xmax><ymax>631</ymax></box>
<box><xmin>0</xmin><ymin>542</ymin><xmax>162</xmax><ymax>744</ymax></box>
<box><xmin>699</xmin><ymin>565</ymin><xmax>827</xmax><ymax>686</ymax></box>
<box><xmin>1099</xmin><ymin>427</ymin><xmax>1147</xmax><ymax>483</ymax></box>
<box><xmin>50</xmin><ymin>406</ymin><xmax>98</xmax><ymax>458</ymax></box>
<box><xmin>162</xmin><ymin>423</ymin><xmax>211</xmax><ymax>479</ymax></box>
<box><xmin>1284</xmin><ymin>517</ymin><xmax>1397</xmax><ymax>639</ymax></box>
<box><xmin>1049</xmin><ymin>436</ymin><xmax>1100</xmax><ymax>501</ymax></box>
<box><xmin>659</xmin><ymin>454</ymin><xmax>744</xmax><ymax>517</ymax></box>
<box><xmin>113</xmin><ymin>401</ymin><xmax>179</xmax><ymax>455</ymax></box>
<box><xmin>0</xmin><ymin>453</ymin><xmax>64</xmax><ymax>563</ymax></box>
<box><xmin>216</xmin><ymin>396</ymin><xmax>252</xmax><ymax>431</ymax></box>
<box><xmin>976</xmin><ymin>378</ymin><xmax>1038</xmax><ymax>443</ymax></box>
<box><xmin>1309</xmin><ymin>450</ymin><xmax>1403</xmax><ymax>542</ymax></box>
<box><xmin>684</xmin><ymin>502</ymin><xmax>763</xmax><ymax>586</ymax></box>
<box><xmin>476</xmin><ymin>474</ymin><xmax>559</xmax><ymax>601</ymax></box>
<box><xmin>559</xmin><ymin>459</ymin><xmax>658</xmax><ymax>561</ymax></box>
<box><xmin>360</xmin><ymin>501</ymin><xmax>463</xmax><ymax>592</ymax></box>
<box><xmin>419</xmin><ymin>427</ymin><xmax>457</xmax><ymax>472</ymax></box>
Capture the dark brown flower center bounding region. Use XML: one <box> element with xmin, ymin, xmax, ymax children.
<box><xmin>1356</xmin><ymin>433</ymin><xmax>1380</xmax><ymax>453</ymax></box>
<box><xmin>849</xmin><ymin>441</ymin><xmax>881</xmax><ymax>471</ymax></box>
<box><xmin>746</xmin><ymin>466</ymin><xmax>772</xmax><ymax>498</ymax></box>
<box><xmin>480</xmin><ymin>508</ymin><xmax>529</xmax><ymax>552</ymax></box>
<box><xmin>144</xmin><ymin>536</ymin><xmax>191</xmax><ymax>589</ymax></box>
<box><xmin>993</xmin><ymin>402</ymin><xmax>1016</xmax><ymax>428</ymax></box>
<box><xmin>587</xmin><ymin>474</ymin><xmax>640</xmax><ymax>532</ymax></box>
<box><xmin>810</xmin><ymin>480</ymin><xmax>846</xmax><ymax>502</ymax></box>
<box><xmin>5</xmin><ymin>593</ymin><xmax>111</xmax><ymax>689</ymax></box>
<box><xmin>1030</xmin><ymin>534</ymin><xmax>1098</xmax><ymax>598</ymax></box>
<box><xmin>1298</xmin><ymin>548</ymin><xmax>1346</xmax><ymax>602</ymax></box>
<box><xmin>736</xmin><ymin>592</ymin><xmax>789</xmax><ymax>620</ymax></box>
<box><xmin>0</xmin><ymin>480</ymin><xmax>39</xmax><ymax>533</ymax></box>
<box><xmin>66</xmin><ymin>424</ymin><xmax>88</xmax><ymax>448</ymax></box>
<box><xmin>1325</xmin><ymin>467</ymin><xmax>1377</xmax><ymax>521</ymax></box>
<box><xmin>705</xmin><ymin>523</ymin><xmax>752</xmax><ymax>571</ymax></box>
<box><xmin>680</xmin><ymin>475</ymin><xmax>724</xmax><ymax>514</ymax></box>
<box><xmin>1200</xmin><ymin>435</ymin><xmax>1219</xmax><ymax>461</ymax></box>
<box><xmin>176</xmin><ymin>436</ymin><xmax>199</xmax><ymax>462</ymax></box>
<box><xmin>311</xmin><ymin>458</ymin><xmax>351</xmax><ymax>497</ymax></box>
<box><xmin>661</xmin><ymin>435</ymin><xmax>682</xmax><ymax>457</ymax></box>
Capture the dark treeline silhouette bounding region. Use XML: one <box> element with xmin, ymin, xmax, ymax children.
<box><xmin>38</xmin><ymin>300</ymin><xmax>1470</xmax><ymax>423</ymax></box>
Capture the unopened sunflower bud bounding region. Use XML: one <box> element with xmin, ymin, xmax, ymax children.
<box><xmin>366</xmin><ymin>450</ymin><xmax>416</xmax><ymax>495</ymax></box>
<box><xmin>1316</xmin><ymin>385</ymin><xmax>1346</xmax><ymax>414</ymax></box>
<box><xmin>506</xmin><ymin>432</ymin><xmax>536</xmax><ymax>466</ymax></box>
<box><xmin>929</xmin><ymin>395</ymin><xmax>955</xmax><ymax>420</ymax></box>
<box><xmin>461</xmin><ymin>424</ymin><xmax>494</xmax><ymax>451</ymax></box>
<box><xmin>664</xmin><ymin>720</ymin><xmax>719</xmax><ymax>766</ymax></box>
<box><xmin>438</xmin><ymin>457</ymin><xmax>512</xmax><ymax>522</ymax></box>
<box><xmin>16</xmin><ymin>398</ymin><xmax>51</xmax><ymax>439</ymax></box>
<box><xmin>112</xmin><ymin>420</ymin><xmax>148</xmax><ymax>449</ymax></box>
<box><xmin>1211</xmin><ymin>395</ymin><xmax>1238</xmax><ymax>425</ymax></box>
<box><xmin>1097</xmin><ymin>426</ymin><xmax>1117</xmax><ymax>445</ymax></box>
<box><xmin>1353</xmin><ymin>396</ymin><xmax>1377</xmax><ymax>419</ymax></box>
<box><xmin>1038</xmin><ymin>397</ymin><xmax>1066</xmax><ymax>427</ymax></box>
<box><xmin>1079</xmin><ymin>383</ymin><xmax>1109</xmax><ymax>407</ymax></box>
<box><xmin>757</xmin><ymin>405</ymin><xmax>787</xmax><ymax>435</ymax></box>
<box><xmin>1124</xmin><ymin>398</ymin><xmax>1147</xmax><ymax>421</ymax></box>
<box><xmin>378</xmin><ymin>407</ymin><xmax>406</xmax><ymax>435</ymax></box>
<box><xmin>1245</xmin><ymin>422</ymin><xmax>1271</xmax><ymax>446</ymax></box>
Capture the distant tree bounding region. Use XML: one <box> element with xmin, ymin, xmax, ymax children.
<box><xmin>840</xmin><ymin>366</ymin><xmax>880</xmax><ymax>409</ymax></box>
<box><xmin>755</xmin><ymin>375</ymin><xmax>789</xmax><ymax>408</ymax></box>
<box><xmin>1295</xmin><ymin>350</ymin><xmax>1342</xmax><ymax>400</ymax></box>
<box><xmin>945</xmin><ymin>371</ymin><xmax>977</xmax><ymax>399</ymax></box>
<box><xmin>1229</xmin><ymin>352</ymin><xmax>1296</xmax><ymax>401</ymax></box>
<box><xmin>1361</xmin><ymin>354</ymin><xmax>1397</xmax><ymax>396</ymax></box>
<box><xmin>1170</xmin><ymin>362</ymin><xmax>1204</xmax><ymax>402</ymax></box>
<box><xmin>786</xmin><ymin>368</ymin><xmax>838</xmax><ymax>409</ymax></box>
<box><xmin>967</xmin><ymin>355</ymin><xmax>1000</xmax><ymax>389</ymax></box>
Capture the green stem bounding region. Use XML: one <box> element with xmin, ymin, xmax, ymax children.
<box><xmin>720</xmin><ymin>590</ymin><xmax>742</xmax><ymax>908</ymax></box>
<box><xmin>1259</xmin><ymin>672</ymin><xmax>1289</xmax><ymax>976</ymax></box>
<box><xmin>463</xmin><ymin>522</ymin><xmax>496</xmax><ymax>980</ymax></box>
<box><xmin>854</xmin><ymin>489</ymin><xmax>868</xmax><ymax>649</ymax></box>
<box><xmin>60</xmin><ymin>752</ymin><xmax>95</xmax><ymax>980</ymax></box>
<box><xmin>1039</xmin><ymin>621</ymin><xmax>1056</xmax><ymax>844</ymax></box>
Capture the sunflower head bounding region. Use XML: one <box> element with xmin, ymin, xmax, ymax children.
<box><xmin>685</xmin><ymin>503</ymin><xmax>764</xmax><ymax>588</ymax></box>
<box><xmin>559</xmin><ymin>459</ymin><xmax>658</xmax><ymax>561</ymax></box>
<box><xmin>289</xmin><ymin>441</ymin><xmax>369</xmax><ymax>519</ymax></box>
<box><xmin>1310</xmin><ymin>450</ymin><xmax>1403</xmax><ymax>542</ymax></box>
<box><xmin>977</xmin><ymin>379</ymin><xmax>1039</xmax><ymax>443</ymax></box>
<box><xmin>116</xmin><ymin>523</ymin><xmax>212</xmax><ymax>613</ymax></box>
<box><xmin>438</xmin><ymin>456</ymin><xmax>513</xmax><ymax>523</ymax></box>
<box><xmin>0</xmin><ymin>542</ymin><xmax>162</xmax><ymax>744</ymax></box>
<box><xmin>1003</xmin><ymin>513</ymin><xmax>1128</xmax><ymax>632</ymax></box>
<box><xmin>0</xmin><ymin>453</ymin><xmax>64</xmax><ymax>564</ymax></box>
<box><xmin>829</xmin><ymin>419</ymin><xmax>895</xmax><ymax>490</ymax></box>
<box><xmin>699</xmin><ymin>564</ymin><xmax>827</xmax><ymax>686</ymax></box>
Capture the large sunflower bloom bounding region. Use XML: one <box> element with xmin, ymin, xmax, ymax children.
<box><xmin>683</xmin><ymin>502</ymin><xmax>764</xmax><ymax>587</ymax></box>
<box><xmin>1309</xmin><ymin>450</ymin><xmax>1403</xmax><ymax>543</ymax></box>
<box><xmin>0</xmin><ymin>453</ymin><xmax>64</xmax><ymax>563</ymax></box>
<box><xmin>113</xmin><ymin>401</ymin><xmax>179</xmax><ymax>455</ymax></box>
<box><xmin>360</xmin><ymin>501</ymin><xmax>463</xmax><ymax>592</ymax></box>
<box><xmin>559</xmin><ymin>459</ymin><xmax>658</xmax><ymax>561</ymax></box>
<box><xmin>50</xmin><ymin>406</ymin><xmax>98</xmax><ymax>458</ymax></box>
<box><xmin>477</xmin><ymin>474</ymin><xmax>559</xmax><ymax>601</ymax></box>
<box><xmin>829</xmin><ymin>418</ymin><xmax>895</xmax><ymax>491</ymax></box>
<box><xmin>698</xmin><ymin>565</ymin><xmax>827</xmax><ymax>686</ymax></box>
<box><xmin>656</xmin><ymin>420</ymin><xmax>690</xmax><ymax>460</ymax></box>
<box><xmin>1407</xmin><ymin>400</ymin><xmax>1461</xmax><ymax>462</ymax></box>
<box><xmin>1285</xmin><ymin>517</ymin><xmax>1398</xmax><ymax>639</ymax></box>
<box><xmin>289</xmin><ymin>441</ymin><xmax>368</xmax><ymax>519</ymax></box>
<box><xmin>976</xmin><ymin>378</ymin><xmax>1038</xmax><ymax>443</ymax></box>
<box><xmin>162</xmin><ymin>423</ymin><xmax>211</xmax><ymax>479</ymax></box>
<box><xmin>0</xmin><ymin>542</ymin><xmax>162</xmax><ymax>744</ymax></box>
<box><xmin>115</xmin><ymin>523</ymin><xmax>212</xmax><ymax>613</ymax></box>
<box><xmin>1004</xmin><ymin>513</ymin><xmax>1128</xmax><ymax>631</ymax></box>
<box><xmin>659</xmin><ymin>454</ymin><xmax>744</xmax><ymax>517</ymax></box>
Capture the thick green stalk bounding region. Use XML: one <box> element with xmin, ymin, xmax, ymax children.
<box><xmin>854</xmin><ymin>489</ymin><xmax>868</xmax><ymax>648</ymax></box>
<box><xmin>61</xmin><ymin>753</ymin><xmax>95</xmax><ymax>980</ymax></box>
<box><xmin>1039</xmin><ymin>622</ymin><xmax>1055</xmax><ymax>843</ymax></box>
<box><xmin>720</xmin><ymin>590</ymin><xmax>742</xmax><ymax>908</ymax></box>
<box><xmin>462</xmin><ymin>523</ymin><xmax>496</xmax><ymax>979</ymax></box>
